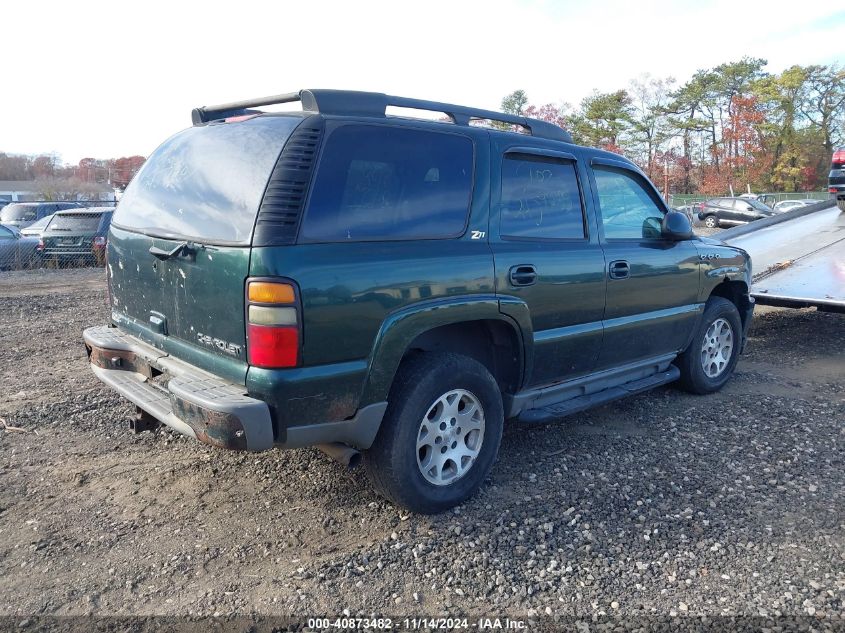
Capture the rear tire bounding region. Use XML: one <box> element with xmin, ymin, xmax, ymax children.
<box><xmin>675</xmin><ymin>297</ymin><xmax>742</xmax><ymax>394</ymax></box>
<box><xmin>703</xmin><ymin>215</ymin><xmax>719</xmax><ymax>229</ymax></box>
<box><xmin>363</xmin><ymin>352</ymin><xmax>503</xmax><ymax>514</ymax></box>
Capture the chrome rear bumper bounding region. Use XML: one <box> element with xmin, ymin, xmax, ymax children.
<box><xmin>83</xmin><ymin>325</ymin><xmax>274</xmax><ymax>451</ymax></box>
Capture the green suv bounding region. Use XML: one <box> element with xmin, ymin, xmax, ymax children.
<box><xmin>84</xmin><ymin>90</ymin><xmax>754</xmax><ymax>513</ymax></box>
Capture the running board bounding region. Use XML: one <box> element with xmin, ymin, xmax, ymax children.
<box><xmin>517</xmin><ymin>365</ymin><xmax>680</xmax><ymax>424</ymax></box>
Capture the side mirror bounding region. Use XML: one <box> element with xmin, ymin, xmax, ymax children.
<box><xmin>662</xmin><ymin>210</ymin><xmax>693</xmax><ymax>240</ymax></box>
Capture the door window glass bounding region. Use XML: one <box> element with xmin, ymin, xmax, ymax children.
<box><xmin>500</xmin><ymin>155</ymin><xmax>585</xmax><ymax>239</ymax></box>
<box><xmin>593</xmin><ymin>166</ymin><xmax>665</xmax><ymax>239</ymax></box>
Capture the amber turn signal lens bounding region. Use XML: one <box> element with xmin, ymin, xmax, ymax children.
<box><xmin>248</xmin><ymin>282</ymin><xmax>295</xmax><ymax>304</ymax></box>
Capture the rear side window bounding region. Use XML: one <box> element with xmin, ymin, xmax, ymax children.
<box><xmin>113</xmin><ymin>116</ymin><xmax>302</xmax><ymax>244</ymax></box>
<box><xmin>300</xmin><ymin>125</ymin><xmax>473</xmax><ymax>242</ymax></box>
<box><xmin>500</xmin><ymin>154</ymin><xmax>585</xmax><ymax>239</ymax></box>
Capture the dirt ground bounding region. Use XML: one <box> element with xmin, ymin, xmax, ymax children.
<box><xmin>0</xmin><ymin>268</ymin><xmax>842</xmax><ymax>624</ymax></box>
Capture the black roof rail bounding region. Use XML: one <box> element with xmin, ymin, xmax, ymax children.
<box><xmin>191</xmin><ymin>89</ymin><xmax>573</xmax><ymax>143</ymax></box>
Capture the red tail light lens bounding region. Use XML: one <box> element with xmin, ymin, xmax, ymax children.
<box><xmin>830</xmin><ymin>187</ymin><xmax>839</xmax><ymax>193</ymax></box>
<box><xmin>246</xmin><ymin>278</ymin><xmax>300</xmax><ymax>368</ymax></box>
<box><xmin>247</xmin><ymin>324</ymin><xmax>298</xmax><ymax>368</ymax></box>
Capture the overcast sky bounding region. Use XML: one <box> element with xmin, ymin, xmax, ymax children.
<box><xmin>2</xmin><ymin>0</ymin><xmax>843</xmax><ymax>165</ymax></box>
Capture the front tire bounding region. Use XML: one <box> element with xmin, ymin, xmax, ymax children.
<box><xmin>703</xmin><ymin>215</ymin><xmax>719</xmax><ymax>229</ymax></box>
<box><xmin>363</xmin><ymin>352</ymin><xmax>503</xmax><ymax>514</ymax></box>
<box><xmin>675</xmin><ymin>297</ymin><xmax>742</xmax><ymax>394</ymax></box>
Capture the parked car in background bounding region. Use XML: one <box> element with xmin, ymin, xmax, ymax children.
<box><xmin>828</xmin><ymin>148</ymin><xmax>845</xmax><ymax>211</ymax></box>
<box><xmin>698</xmin><ymin>197</ymin><xmax>775</xmax><ymax>228</ymax></box>
<box><xmin>19</xmin><ymin>213</ymin><xmax>55</xmax><ymax>237</ymax></box>
<box><xmin>38</xmin><ymin>207</ymin><xmax>114</xmax><ymax>266</ymax></box>
<box><xmin>0</xmin><ymin>201</ymin><xmax>81</xmax><ymax>229</ymax></box>
<box><xmin>772</xmin><ymin>199</ymin><xmax>817</xmax><ymax>213</ymax></box>
<box><xmin>0</xmin><ymin>223</ymin><xmax>40</xmax><ymax>269</ymax></box>
<box><xmin>829</xmin><ymin>147</ymin><xmax>844</xmax><ymax>196</ymax></box>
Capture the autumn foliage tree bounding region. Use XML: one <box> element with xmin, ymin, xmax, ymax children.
<box><xmin>503</xmin><ymin>57</ymin><xmax>845</xmax><ymax>196</ymax></box>
<box><xmin>0</xmin><ymin>153</ymin><xmax>145</xmax><ymax>190</ymax></box>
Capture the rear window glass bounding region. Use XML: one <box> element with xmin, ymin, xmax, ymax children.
<box><xmin>301</xmin><ymin>125</ymin><xmax>473</xmax><ymax>242</ymax></box>
<box><xmin>47</xmin><ymin>213</ymin><xmax>104</xmax><ymax>232</ymax></box>
<box><xmin>1</xmin><ymin>204</ymin><xmax>37</xmax><ymax>222</ymax></box>
<box><xmin>113</xmin><ymin>116</ymin><xmax>302</xmax><ymax>244</ymax></box>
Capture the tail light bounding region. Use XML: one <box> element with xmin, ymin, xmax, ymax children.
<box><xmin>246</xmin><ymin>279</ymin><xmax>300</xmax><ymax>368</ymax></box>
<box><xmin>36</xmin><ymin>239</ymin><xmax>44</xmax><ymax>251</ymax></box>
<box><xmin>830</xmin><ymin>187</ymin><xmax>840</xmax><ymax>193</ymax></box>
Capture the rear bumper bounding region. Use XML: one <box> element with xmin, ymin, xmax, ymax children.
<box><xmin>84</xmin><ymin>325</ymin><xmax>274</xmax><ymax>451</ymax></box>
<box><xmin>83</xmin><ymin>324</ymin><xmax>388</xmax><ymax>452</ymax></box>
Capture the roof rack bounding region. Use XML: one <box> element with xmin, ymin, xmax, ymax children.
<box><xmin>191</xmin><ymin>89</ymin><xmax>573</xmax><ymax>143</ymax></box>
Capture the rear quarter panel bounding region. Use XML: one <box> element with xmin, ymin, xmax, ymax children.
<box><xmin>247</xmin><ymin>239</ymin><xmax>496</xmax><ymax>428</ymax></box>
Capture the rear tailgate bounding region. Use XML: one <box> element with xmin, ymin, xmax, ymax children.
<box><xmin>107</xmin><ymin>114</ymin><xmax>304</xmax><ymax>384</ymax></box>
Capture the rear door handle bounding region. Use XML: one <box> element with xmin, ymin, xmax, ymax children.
<box><xmin>609</xmin><ymin>260</ymin><xmax>630</xmax><ymax>279</ymax></box>
<box><xmin>509</xmin><ymin>264</ymin><xmax>537</xmax><ymax>287</ymax></box>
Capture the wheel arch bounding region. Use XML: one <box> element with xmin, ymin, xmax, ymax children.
<box><xmin>708</xmin><ymin>278</ymin><xmax>752</xmax><ymax>328</ymax></box>
<box><xmin>359</xmin><ymin>295</ymin><xmax>527</xmax><ymax>407</ymax></box>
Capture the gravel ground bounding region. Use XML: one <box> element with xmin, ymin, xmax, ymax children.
<box><xmin>0</xmin><ymin>267</ymin><xmax>843</xmax><ymax>628</ymax></box>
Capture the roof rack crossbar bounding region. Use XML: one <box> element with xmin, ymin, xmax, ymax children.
<box><xmin>191</xmin><ymin>89</ymin><xmax>573</xmax><ymax>143</ymax></box>
<box><xmin>384</xmin><ymin>94</ymin><xmax>572</xmax><ymax>142</ymax></box>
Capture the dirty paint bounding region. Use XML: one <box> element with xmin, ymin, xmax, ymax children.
<box><xmin>171</xmin><ymin>399</ymin><xmax>248</xmax><ymax>451</ymax></box>
<box><xmin>106</xmin><ymin>226</ymin><xmax>251</xmax><ymax>379</ymax></box>
<box><xmin>86</xmin><ymin>344</ymin><xmax>153</xmax><ymax>378</ymax></box>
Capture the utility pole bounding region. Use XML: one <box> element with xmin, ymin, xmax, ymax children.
<box><xmin>664</xmin><ymin>157</ymin><xmax>670</xmax><ymax>204</ymax></box>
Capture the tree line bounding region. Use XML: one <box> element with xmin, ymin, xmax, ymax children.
<box><xmin>0</xmin><ymin>153</ymin><xmax>145</xmax><ymax>190</ymax></box>
<box><xmin>501</xmin><ymin>58</ymin><xmax>844</xmax><ymax>195</ymax></box>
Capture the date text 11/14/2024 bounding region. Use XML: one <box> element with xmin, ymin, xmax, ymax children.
<box><xmin>307</xmin><ymin>617</ymin><xmax>528</xmax><ymax>630</ymax></box>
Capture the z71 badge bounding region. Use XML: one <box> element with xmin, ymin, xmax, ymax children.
<box><xmin>196</xmin><ymin>332</ymin><xmax>241</xmax><ymax>356</ymax></box>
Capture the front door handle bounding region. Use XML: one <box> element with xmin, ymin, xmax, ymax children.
<box><xmin>509</xmin><ymin>264</ymin><xmax>537</xmax><ymax>287</ymax></box>
<box><xmin>608</xmin><ymin>260</ymin><xmax>630</xmax><ymax>279</ymax></box>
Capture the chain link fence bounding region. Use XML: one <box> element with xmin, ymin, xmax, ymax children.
<box><xmin>1</xmin><ymin>202</ymin><xmax>114</xmax><ymax>272</ymax></box>
<box><xmin>669</xmin><ymin>191</ymin><xmax>830</xmax><ymax>208</ymax></box>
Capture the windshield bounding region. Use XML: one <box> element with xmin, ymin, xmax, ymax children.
<box><xmin>1</xmin><ymin>204</ymin><xmax>37</xmax><ymax>222</ymax></box>
<box><xmin>747</xmin><ymin>199</ymin><xmax>772</xmax><ymax>212</ymax></box>
<box><xmin>113</xmin><ymin>115</ymin><xmax>302</xmax><ymax>244</ymax></box>
<box><xmin>47</xmin><ymin>213</ymin><xmax>105</xmax><ymax>232</ymax></box>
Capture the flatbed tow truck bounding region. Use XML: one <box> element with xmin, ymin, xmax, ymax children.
<box><xmin>720</xmin><ymin>198</ymin><xmax>845</xmax><ymax>313</ymax></box>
